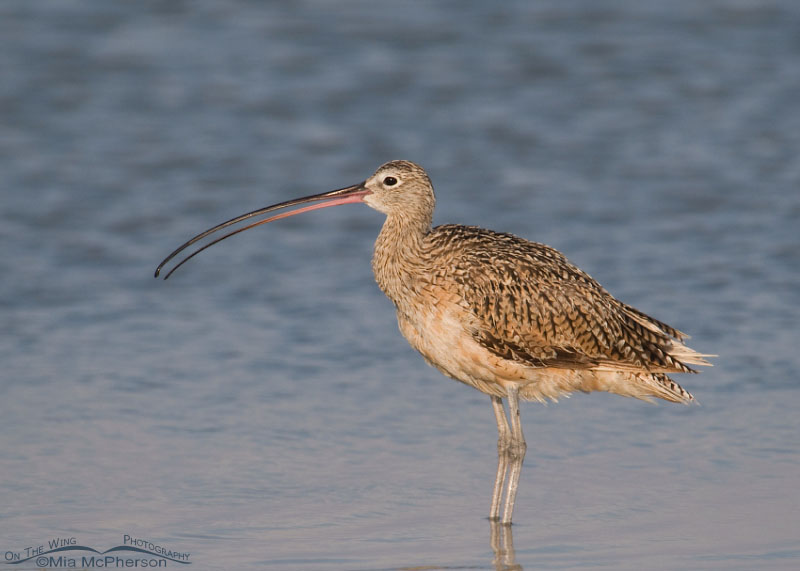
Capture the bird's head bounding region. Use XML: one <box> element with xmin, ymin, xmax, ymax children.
<box><xmin>362</xmin><ymin>160</ymin><xmax>436</xmax><ymax>220</ymax></box>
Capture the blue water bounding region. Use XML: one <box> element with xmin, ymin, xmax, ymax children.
<box><xmin>2</xmin><ymin>1</ymin><xmax>799</xmax><ymax>569</ymax></box>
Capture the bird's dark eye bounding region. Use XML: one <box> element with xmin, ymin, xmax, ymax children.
<box><xmin>383</xmin><ymin>176</ymin><xmax>398</xmax><ymax>186</ymax></box>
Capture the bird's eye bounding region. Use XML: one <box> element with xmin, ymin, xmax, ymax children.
<box><xmin>383</xmin><ymin>176</ymin><xmax>398</xmax><ymax>186</ymax></box>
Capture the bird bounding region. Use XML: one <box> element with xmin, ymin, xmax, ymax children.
<box><xmin>155</xmin><ymin>160</ymin><xmax>712</xmax><ymax>524</ymax></box>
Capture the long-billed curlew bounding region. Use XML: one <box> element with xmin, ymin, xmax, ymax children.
<box><xmin>155</xmin><ymin>160</ymin><xmax>712</xmax><ymax>524</ymax></box>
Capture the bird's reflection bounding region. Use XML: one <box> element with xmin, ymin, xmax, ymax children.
<box><xmin>489</xmin><ymin>520</ymin><xmax>522</xmax><ymax>570</ymax></box>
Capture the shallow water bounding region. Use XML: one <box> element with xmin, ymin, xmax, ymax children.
<box><xmin>2</xmin><ymin>1</ymin><xmax>799</xmax><ymax>569</ymax></box>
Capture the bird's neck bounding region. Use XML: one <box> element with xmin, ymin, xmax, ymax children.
<box><xmin>372</xmin><ymin>212</ymin><xmax>432</xmax><ymax>307</ymax></box>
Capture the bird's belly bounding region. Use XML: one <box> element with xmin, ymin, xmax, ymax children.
<box><xmin>394</xmin><ymin>296</ymin><xmax>606</xmax><ymax>402</ymax></box>
<box><xmin>395</xmin><ymin>298</ymin><xmax>543</xmax><ymax>398</ymax></box>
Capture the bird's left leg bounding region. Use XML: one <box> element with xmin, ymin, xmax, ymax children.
<box><xmin>489</xmin><ymin>395</ymin><xmax>511</xmax><ymax>521</ymax></box>
<box><xmin>501</xmin><ymin>385</ymin><xmax>526</xmax><ymax>525</ymax></box>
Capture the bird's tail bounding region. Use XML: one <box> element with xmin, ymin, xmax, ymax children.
<box><xmin>589</xmin><ymin>368</ymin><xmax>696</xmax><ymax>404</ymax></box>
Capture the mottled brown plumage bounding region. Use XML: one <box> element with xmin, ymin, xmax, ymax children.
<box><xmin>368</xmin><ymin>161</ymin><xmax>709</xmax><ymax>407</ymax></box>
<box><xmin>156</xmin><ymin>159</ymin><xmax>712</xmax><ymax>525</ymax></box>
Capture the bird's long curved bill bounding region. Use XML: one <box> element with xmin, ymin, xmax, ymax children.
<box><xmin>154</xmin><ymin>182</ymin><xmax>370</xmax><ymax>279</ymax></box>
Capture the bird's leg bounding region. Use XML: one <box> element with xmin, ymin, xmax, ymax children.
<box><xmin>490</xmin><ymin>395</ymin><xmax>511</xmax><ymax>521</ymax></box>
<box><xmin>501</xmin><ymin>385</ymin><xmax>526</xmax><ymax>525</ymax></box>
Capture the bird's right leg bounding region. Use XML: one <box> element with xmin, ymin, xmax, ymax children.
<box><xmin>489</xmin><ymin>395</ymin><xmax>511</xmax><ymax>521</ymax></box>
<box><xmin>501</xmin><ymin>385</ymin><xmax>526</xmax><ymax>525</ymax></box>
